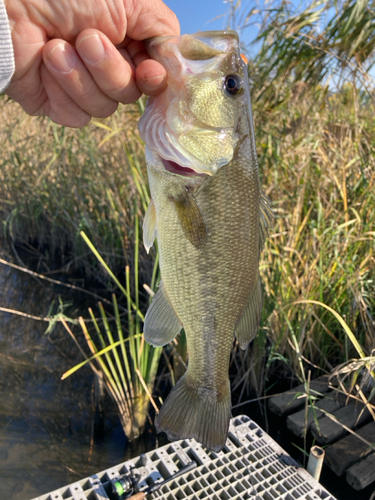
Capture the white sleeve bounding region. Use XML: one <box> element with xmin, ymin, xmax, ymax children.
<box><xmin>0</xmin><ymin>0</ymin><xmax>15</xmax><ymax>93</ymax></box>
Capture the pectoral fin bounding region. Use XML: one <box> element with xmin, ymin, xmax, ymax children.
<box><xmin>172</xmin><ymin>189</ymin><xmax>207</xmax><ymax>248</ymax></box>
<box><xmin>143</xmin><ymin>199</ymin><xmax>157</xmax><ymax>253</ymax></box>
<box><xmin>143</xmin><ymin>282</ymin><xmax>183</xmax><ymax>347</ymax></box>
<box><xmin>235</xmin><ymin>276</ymin><xmax>262</xmax><ymax>349</ymax></box>
<box><xmin>259</xmin><ymin>191</ymin><xmax>274</xmax><ymax>253</ymax></box>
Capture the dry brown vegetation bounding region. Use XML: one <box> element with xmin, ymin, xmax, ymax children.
<box><xmin>0</xmin><ymin>0</ymin><xmax>374</xmax><ymax>437</ymax></box>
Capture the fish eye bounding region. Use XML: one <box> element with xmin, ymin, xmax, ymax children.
<box><xmin>224</xmin><ymin>74</ymin><xmax>242</xmax><ymax>96</ymax></box>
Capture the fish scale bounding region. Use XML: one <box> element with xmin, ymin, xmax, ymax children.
<box><xmin>138</xmin><ymin>31</ymin><xmax>273</xmax><ymax>451</ymax></box>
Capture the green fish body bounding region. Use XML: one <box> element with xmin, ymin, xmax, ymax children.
<box><xmin>138</xmin><ymin>31</ymin><xmax>272</xmax><ymax>451</ymax></box>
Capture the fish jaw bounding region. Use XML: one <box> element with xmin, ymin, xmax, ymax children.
<box><xmin>138</xmin><ymin>31</ymin><xmax>249</xmax><ymax>176</ymax></box>
<box><xmin>138</xmin><ymin>89</ymin><xmax>240</xmax><ymax>176</ymax></box>
<box><xmin>145</xmin><ymin>31</ymin><xmax>239</xmax><ymax>80</ymax></box>
<box><xmin>144</xmin><ymin>146</ymin><xmax>208</xmax><ymax>183</ymax></box>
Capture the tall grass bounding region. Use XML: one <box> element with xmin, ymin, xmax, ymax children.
<box><xmin>230</xmin><ymin>0</ymin><xmax>375</xmax><ymax>399</ymax></box>
<box><xmin>65</xmin><ymin>232</ymin><xmax>161</xmax><ymax>439</ymax></box>
<box><xmin>0</xmin><ymin>99</ymin><xmax>151</xmax><ymax>279</ymax></box>
<box><xmin>249</xmin><ymin>88</ymin><xmax>375</xmax><ymax>389</ymax></box>
<box><xmin>0</xmin><ymin>0</ymin><xmax>374</xmax><ymax>435</ymax></box>
<box><xmin>0</xmin><ymin>98</ymin><xmax>161</xmax><ymax>438</ymax></box>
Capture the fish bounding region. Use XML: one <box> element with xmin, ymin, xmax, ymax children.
<box><xmin>138</xmin><ymin>30</ymin><xmax>273</xmax><ymax>452</ymax></box>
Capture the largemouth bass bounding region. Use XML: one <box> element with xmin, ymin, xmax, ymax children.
<box><xmin>138</xmin><ymin>31</ymin><xmax>273</xmax><ymax>451</ymax></box>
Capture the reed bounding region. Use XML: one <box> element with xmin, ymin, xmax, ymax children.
<box><xmin>226</xmin><ymin>0</ymin><xmax>375</xmax><ymax>402</ymax></box>
<box><xmin>62</xmin><ymin>232</ymin><xmax>161</xmax><ymax>439</ymax></box>
<box><xmin>0</xmin><ymin>0</ymin><xmax>374</xmax><ymax>433</ymax></box>
<box><xmin>0</xmin><ymin>99</ymin><xmax>151</xmax><ymax>278</ymax></box>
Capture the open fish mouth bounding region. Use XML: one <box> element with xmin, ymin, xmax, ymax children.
<box><xmin>161</xmin><ymin>158</ymin><xmax>206</xmax><ymax>178</ymax></box>
<box><xmin>138</xmin><ymin>31</ymin><xmax>244</xmax><ymax>177</ymax></box>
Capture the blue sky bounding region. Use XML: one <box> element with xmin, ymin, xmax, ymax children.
<box><xmin>163</xmin><ymin>0</ymin><xmax>231</xmax><ymax>35</ymax></box>
<box><xmin>163</xmin><ymin>0</ymin><xmax>375</xmax><ymax>82</ymax></box>
<box><xmin>163</xmin><ymin>0</ymin><xmax>260</xmax><ymax>56</ymax></box>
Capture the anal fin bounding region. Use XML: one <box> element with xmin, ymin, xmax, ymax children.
<box><xmin>143</xmin><ymin>282</ymin><xmax>182</xmax><ymax>347</ymax></box>
<box><xmin>235</xmin><ymin>275</ymin><xmax>262</xmax><ymax>349</ymax></box>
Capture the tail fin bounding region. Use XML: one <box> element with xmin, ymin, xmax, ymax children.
<box><xmin>155</xmin><ymin>375</ymin><xmax>231</xmax><ymax>452</ymax></box>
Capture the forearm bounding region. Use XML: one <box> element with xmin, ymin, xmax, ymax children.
<box><xmin>0</xmin><ymin>0</ymin><xmax>15</xmax><ymax>93</ymax></box>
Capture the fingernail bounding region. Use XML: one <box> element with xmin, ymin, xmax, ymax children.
<box><xmin>47</xmin><ymin>43</ymin><xmax>76</xmax><ymax>73</ymax></box>
<box><xmin>142</xmin><ymin>74</ymin><xmax>165</xmax><ymax>91</ymax></box>
<box><xmin>77</xmin><ymin>34</ymin><xmax>106</xmax><ymax>65</ymax></box>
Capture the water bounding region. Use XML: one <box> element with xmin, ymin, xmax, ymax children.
<box><xmin>1</xmin><ymin>252</ymin><xmax>373</xmax><ymax>500</ymax></box>
<box><xmin>233</xmin><ymin>398</ymin><xmax>375</xmax><ymax>500</ymax></box>
<box><xmin>0</xmin><ymin>253</ymin><xmax>156</xmax><ymax>500</ymax></box>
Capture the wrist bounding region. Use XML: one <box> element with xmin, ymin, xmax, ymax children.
<box><xmin>0</xmin><ymin>0</ymin><xmax>16</xmax><ymax>93</ymax></box>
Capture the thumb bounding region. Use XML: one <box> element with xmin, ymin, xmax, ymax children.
<box><xmin>125</xmin><ymin>0</ymin><xmax>180</xmax><ymax>40</ymax></box>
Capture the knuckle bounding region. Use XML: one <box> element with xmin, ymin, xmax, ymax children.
<box><xmin>92</xmin><ymin>102</ymin><xmax>118</xmax><ymax>119</ymax></box>
<box><xmin>119</xmin><ymin>88</ymin><xmax>142</xmax><ymax>105</ymax></box>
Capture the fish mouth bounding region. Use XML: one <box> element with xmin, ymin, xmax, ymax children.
<box><xmin>161</xmin><ymin>157</ymin><xmax>206</xmax><ymax>178</ymax></box>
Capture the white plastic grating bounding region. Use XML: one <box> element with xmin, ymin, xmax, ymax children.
<box><xmin>30</xmin><ymin>415</ymin><xmax>336</xmax><ymax>500</ymax></box>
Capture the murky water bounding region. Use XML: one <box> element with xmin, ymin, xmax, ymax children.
<box><xmin>0</xmin><ymin>253</ymin><xmax>157</xmax><ymax>500</ymax></box>
<box><xmin>1</xmin><ymin>252</ymin><xmax>373</xmax><ymax>500</ymax></box>
<box><xmin>233</xmin><ymin>399</ymin><xmax>375</xmax><ymax>500</ymax></box>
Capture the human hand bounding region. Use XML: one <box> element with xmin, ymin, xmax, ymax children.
<box><xmin>5</xmin><ymin>0</ymin><xmax>179</xmax><ymax>127</ymax></box>
<box><xmin>129</xmin><ymin>493</ymin><xmax>145</xmax><ymax>500</ymax></box>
